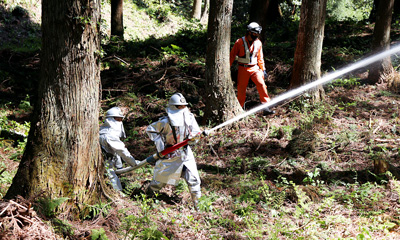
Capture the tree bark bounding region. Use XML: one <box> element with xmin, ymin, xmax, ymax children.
<box><xmin>111</xmin><ymin>0</ymin><xmax>124</xmax><ymax>38</ymax></box>
<box><xmin>394</xmin><ymin>0</ymin><xmax>400</xmax><ymax>20</ymax></box>
<box><xmin>200</xmin><ymin>0</ymin><xmax>209</xmax><ymax>24</ymax></box>
<box><xmin>265</xmin><ymin>0</ymin><xmax>283</xmax><ymax>23</ymax></box>
<box><xmin>369</xmin><ymin>0</ymin><xmax>380</xmax><ymax>22</ymax></box>
<box><xmin>368</xmin><ymin>0</ymin><xmax>394</xmax><ymax>84</ymax></box>
<box><xmin>6</xmin><ymin>0</ymin><xmax>105</xmax><ymax>211</ymax></box>
<box><xmin>203</xmin><ymin>0</ymin><xmax>242</xmax><ymax>125</ymax></box>
<box><xmin>249</xmin><ymin>0</ymin><xmax>270</xmax><ymax>42</ymax></box>
<box><xmin>290</xmin><ymin>0</ymin><xmax>327</xmax><ymax>102</ymax></box>
<box><xmin>192</xmin><ymin>0</ymin><xmax>202</xmax><ymax>19</ymax></box>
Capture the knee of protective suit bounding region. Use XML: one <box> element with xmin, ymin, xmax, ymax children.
<box><xmin>107</xmin><ymin>169</ymin><xmax>123</xmax><ymax>191</ymax></box>
<box><xmin>149</xmin><ymin>180</ymin><xmax>166</xmax><ymax>192</ymax></box>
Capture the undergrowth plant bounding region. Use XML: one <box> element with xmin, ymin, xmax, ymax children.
<box><xmin>35</xmin><ymin>197</ymin><xmax>69</xmax><ymax>218</ymax></box>
<box><xmin>80</xmin><ymin>200</ymin><xmax>112</xmax><ymax>220</ymax></box>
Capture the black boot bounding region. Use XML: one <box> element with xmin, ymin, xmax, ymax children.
<box><xmin>263</xmin><ymin>107</ymin><xmax>275</xmax><ymax>115</ymax></box>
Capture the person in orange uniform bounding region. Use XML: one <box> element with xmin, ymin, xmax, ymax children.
<box><xmin>230</xmin><ymin>22</ymin><xmax>275</xmax><ymax>114</ymax></box>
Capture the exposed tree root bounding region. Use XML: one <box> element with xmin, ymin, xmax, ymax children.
<box><xmin>0</xmin><ymin>196</ymin><xmax>59</xmax><ymax>239</ymax></box>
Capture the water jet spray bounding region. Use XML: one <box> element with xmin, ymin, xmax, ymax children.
<box><xmin>116</xmin><ymin>44</ymin><xmax>400</xmax><ymax>175</ymax></box>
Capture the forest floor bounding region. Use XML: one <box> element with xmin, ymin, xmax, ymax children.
<box><xmin>1</xmin><ymin>1</ymin><xmax>400</xmax><ymax>240</ymax></box>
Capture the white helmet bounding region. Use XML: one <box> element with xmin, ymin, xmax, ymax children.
<box><xmin>106</xmin><ymin>107</ymin><xmax>124</xmax><ymax>118</ymax></box>
<box><xmin>168</xmin><ymin>93</ymin><xmax>188</xmax><ymax>106</ymax></box>
<box><xmin>247</xmin><ymin>22</ymin><xmax>262</xmax><ymax>34</ymax></box>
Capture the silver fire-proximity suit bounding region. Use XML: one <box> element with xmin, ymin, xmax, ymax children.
<box><xmin>99</xmin><ymin>107</ymin><xmax>138</xmax><ymax>191</ymax></box>
<box><xmin>146</xmin><ymin>94</ymin><xmax>202</xmax><ymax>208</ymax></box>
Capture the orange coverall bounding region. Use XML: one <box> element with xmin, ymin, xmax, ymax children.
<box><xmin>230</xmin><ymin>37</ymin><xmax>271</xmax><ymax>108</ymax></box>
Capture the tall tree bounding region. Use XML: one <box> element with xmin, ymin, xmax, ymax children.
<box><xmin>368</xmin><ymin>0</ymin><xmax>395</xmax><ymax>84</ymax></box>
<box><xmin>265</xmin><ymin>0</ymin><xmax>283</xmax><ymax>23</ymax></box>
<box><xmin>200</xmin><ymin>0</ymin><xmax>210</xmax><ymax>24</ymax></box>
<box><xmin>192</xmin><ymin>0</ymin><xmax>202</xmax><ymax>19</ymax></box>
<box><xmin>290</xmin><ymin>0</ymin><xmax>327</xmax><ymax>102</ymax></box>
<box><xmin>111</xmin><ymin>0</ymin><xmax>124</xmax><ymax>37</ymax></box>
<box><xmin>369</xmin><ymin>0</ymin><xmax>380</xmax><ymax>21</ymax></box>
<box><xmin>249</xmin><ymin>0</ymin><xmax>270</xmax><ymax>42</ymax></box>
<box><xmin>394</xmin><ymin>0</ymin><xmax>400</xmax><ymax>20</ymax></box>
<box><xmin>5</xmin><ymin>0</ymin><xmax>105</xmax><ymax>209</ymax></box>
<box><xmin>203</xmin><ymin>0</ymin><xmax>242</xmax><ymax>124</ymax></box>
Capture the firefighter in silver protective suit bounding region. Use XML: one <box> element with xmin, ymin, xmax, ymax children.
<box><xmin>100</xmin><ymin>107</ymin><xmax>139</xmax><ymax>192</ymax></box>
<box><xmin>146</xmin><ymin>93</ymin><xmax>202</xmax><ymax>209</ymax></box>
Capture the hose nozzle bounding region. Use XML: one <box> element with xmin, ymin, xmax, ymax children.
<box><xmin>202</xmin><ymin>130</ymin><xmax>210</xmax><ymax>137</ymax></box>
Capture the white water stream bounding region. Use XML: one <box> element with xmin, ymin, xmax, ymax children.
<box><xmin>209</xmin><ymin>44</ymin><xmax>400</xmax><ymax>133</ymax></box>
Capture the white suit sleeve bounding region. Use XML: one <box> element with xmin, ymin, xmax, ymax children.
<box><xmin>106</xmin><ymin>137</ymin><xmax>138</xmax><ymax>167</ymax></box>
<box><xmin>188</xmin><ymin>114</ymin><xmax>201</xmax><ymax>138</ymax></box>
<box><xmin>146</xmin><ymin>120</ymin><xmax>168</xmax><ymax>153</ymax></box>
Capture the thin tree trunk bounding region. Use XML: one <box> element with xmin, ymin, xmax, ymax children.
<box><xmin>6</xmin><ymin>0</ymin><xmax>105</xmax><ymax>210</ymax></box>
<box><xmin>200</xmin><ymin>0</ymin><xmax>209</xmax><ymax>24</ymax></box>
<box><xmin>368</xmin><ymin>0</ymin><xmax>394</xmax><ymax>84</ymax></box>
<box><xmin>290</xmin><ymin>0</ymin><xmax>327</xmax><ymax>102</ymax></box>
<box><xmin>203</xmin><ymin>0</ymin><xmax>242</xmax><ymax>125</ymax></box>
<box><xmin>249</xmin><ymin>0</ymin><xmax>270</xmax><ymax>43</ymax></box>
<box><xmin>369</xmin><ymin>0</ymin><xmax>380</xmax><ymax>21</ymax></box>
<box><xmin>265</xmin><ymin>0</ymin><xmax>283</xmax><ymax>23</ymax></box>
<box><xmin>394</xmin><ymin>0</ymin><xmax>400</xmax><ymax>20</ymax></box>
<box><xmin>192</xmin><ymin>0</ymin><xmax>202</xmax><ymax>19</ymax></box>
<box><xmin>111</xmin><ymin>0</ymin><xmax>124</xmax><ymax>38</ymax></box>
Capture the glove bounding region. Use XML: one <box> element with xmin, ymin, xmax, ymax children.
<box><xmin>263</xmin><ymin>70</ymin><xmax>268</xmax><ymax>80</ymax></box>
<box><xmin>188</xmin><ymin>133</ymin><xmax>201</xmax><ymax>145</ymax></box>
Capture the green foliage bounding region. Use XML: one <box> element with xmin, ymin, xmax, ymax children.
<box><xmin>330</xmin><ymin>182</ymin><xmax>386</xmax><ymax>212</ymax></box>
<box><xmin>289</xmin><ymin>99</ymin><xmax>336</xmax><ymax>131</ymax></box>
<box><xmin>175</xmin><ymin>179</ymin><xmax>189</xmax><ymax>195</ymax></box>
<box><xmin>138</xmin><ymin>227</ymin><xmax>168</xmax><ymax>240</ymax></box>
<box><xmin>132</xmin><ymin>0</ymin><xmax>187</xmax><ymax>23</ymax></box>
<box><xmin>36</xmin><ymin>197</ymin><xmax>69</xmax><ymax>218</ymax></box>
<box><xmin>326</xmin><ymin>0</ymin><xmax>373</xmax><ymax>21</ymax></box>
<box><xmin>51</xmin><ymin>218</ymin><xmax>75</xmax><ymax>239</ymax></box>
<box><xmin>328</xmin><ymin>76</ymin><xmax>361</xmax><ymax>89</ymax></box>
<box><xmin>0</xmin><ymin>163</ymin><xmax>14</xmax><ymax>198</ymax></box>
<box><xmin>91</xmin><ymin>228</ymin><xmax>109</xmax><ymax>240</ymax></box>
<box><xmin>197</xmin><ymin>193</ymin><xmax>217</xmax><ymax>212</ymax></box>
<box><xmin>80</xmin><ymin>200</ymin><xmax>112</xmax><ymax>220</ymax></box>
<box><xmin>161</xmin><ymin>44</ymin><xmax>188</xmax><ymax>59</ymax></box>
<box><xmin>303</xmin><ymin>167</ymin><xmax>324</xmax><ymax>186</ymax></box>
<box><xmin>0</xmin><ymin>106</ymin><xmax>30</xmax><ymax>136</ymax></box>
<box><xmin>120</xmin><ymin>194</ymin><xmax>163</xmax><ymax>239</ymax></box>
<box><xmin>135</xmin><ymin>193</ymin><xmax>156</xmax><ymax>224</ymax></box>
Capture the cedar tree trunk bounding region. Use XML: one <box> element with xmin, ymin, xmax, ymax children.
<box><xmin>203</xmin><ymin>0</ymin><xmax>242</xmax><ymax>125</ymax></box>
<box><xmin>111</xmin><ymin>0</ymin><xmax>124</xmax><ymax>37</ymax></box>
<box><xmin>5</xmin><ymin>0</ymin><xmax>105</xmax><ymax>211</ymax></box>
<box><xmin>290</xmin><ymin>0</ymin><xmax>327</xmax><ymax>102</ymax></box>
<box><xmin>368</xmin><ymin>0</ymin><xmax>394</xmax><ymax>84</ymax></box>
<box><xmin>192</xmin><ymin>0</ymin><xmax>202</xmax><ymax>19</ymax></box>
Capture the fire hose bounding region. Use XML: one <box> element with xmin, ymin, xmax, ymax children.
<box><xmin>115</xmin><ymin>130</ymin><xmax>210</xmax><ymax>175</ymax></box>
<box><xmin>115</xmin><ymin>45</ymin><xmax>400</xmax><ymax>175</ymax></box>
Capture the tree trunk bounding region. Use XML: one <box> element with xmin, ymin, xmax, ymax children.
<box><xmin>265</xmin><ymin>0</ymin><xmax>283</xmax><ymax>23</ymax></box>
<box><xmin>394</xmin><ymin>0</ymin><xmax>400</xmax><ymax>20</ymax></box>
<box><xmin>6</xmin><ymin>0</ymin><xmax>105</xmax><ymax>212</ymax></box>
<box><xmin>369</xmin><ymin>0</ymin><xmax>380</xmax><ymax>22</ymax></box>
<box><xmin>192</xmin><ymin>0</ymin><xmax>202</xmax><ymax>19</ymax></box>
<box><xmin>203</xmin><ymin>0</ymin><xmax>242</xmax><ymax>125</ymax></box>
<box><xmin>290</xmin><ymin>0</ymin><xmax>327</xmax><ymax>102</ymax></box>
<box><xmin>249</xmin><ymin>0</ymin><xmax>270</xmax><ymax>43</ymax></box>
<box><xmin>368</xmin><ymin>0</ymin><xmax>394</xmax><ymax>84</ymax></box>
<box><xmin>200</xmin><ymin>0</ymin><xmax>209</xmax><ymax>24</ymax></box>
<box><xmin>111</xmin><ymin>0</ymin><xmax>124</xmax><ymax>38</ymax></box>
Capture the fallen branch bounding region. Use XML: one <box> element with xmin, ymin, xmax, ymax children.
<box><xmin>255</xmin><ymin>123</ymin><xmax>270</xmax><ymax>151</ymax></box>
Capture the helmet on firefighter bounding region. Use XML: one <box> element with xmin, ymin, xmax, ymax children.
<box><xmin>247</xmin><ymin>22</ymin><xmax>262</xmax><ymax>35</ymax></box>
<box><xmin>168</xmin><ymin>93</ymin><xmax>188</xmax><ymax>106</ymax></box>
<box><xmin>106</xmin><ymin>107</ymin><xmax>124</xmax><ymax>118</ymax></box>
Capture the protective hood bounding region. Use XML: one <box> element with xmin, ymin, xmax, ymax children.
<box><xmin>99</xmin><ymin>117</ymin><xmax>126</xmax><ymax>138</ymax></box>
<box><xmin>166</xmin><ymin>106</ymin><xmax>190</xmax><ymax>127</ymax></box>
